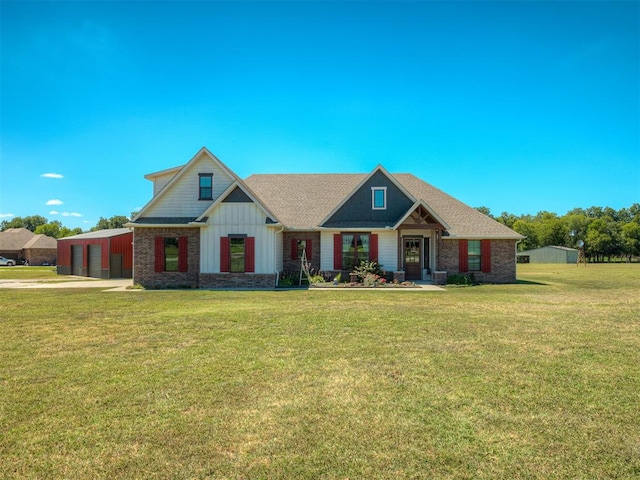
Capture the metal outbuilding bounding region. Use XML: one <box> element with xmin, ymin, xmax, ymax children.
<box><xmin>517</xmin><ymin>246</ymin><xmax>579</xmax><ymax>264</ymax></box>
<box><xmin>57</xmin><ymin>228</ymin><xmax>133</xmax><ymax>278</ymax></box>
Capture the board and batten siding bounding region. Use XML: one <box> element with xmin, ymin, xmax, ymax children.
<box><xmin>200</xmin><ymin>203</ymin><xmax>277</xmax><ymax>274</ymax></box>
<box><xmin>320</xmin><ymin>230</ymin><xmax>398</xmax><ymax>272</ymax></box>
<box><xmin>145</xmin><ymin>157</ymin><xmax>235</xmax><ymax>218</ymax></box>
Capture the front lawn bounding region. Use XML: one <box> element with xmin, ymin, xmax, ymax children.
<box><xmin>0</xmin><ymin>266</ymin><xmax>59</xmax><ymax>280</ymax></box>
<box><xmin>1</xmin><ymin>264</ymin><xmax>639</xmax><ymax>479</ymax></box>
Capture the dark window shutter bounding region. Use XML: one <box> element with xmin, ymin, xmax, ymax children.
<box><xmin>291</xmin><ymin>238</ymin><xmax>298</xmax><ymax>260</ymax></box>
<box><xmin>333</xmin><ymin>234</ymin><xmax>342</xmax><ymax>270</ymax></box>
<box><xmin>220</xmin><ymin>237</ymin><xmax>230</xmax><ymax>272</ymax></box>
<box><xmin>155</xmin><ymin>237</ymin><xmax>164</xmax><ymax>272</ymax></box>
<box><xmin>481</xmin><ymin>239</ymin><xmax>491</xmax><ymax>273</ymax></box>
<box><xmin>369</xmin><ymin>234</ymin><xmax>378</xmax><ymax>262</ymax></box>
<box><xmin>306</xmin><ymin>239</ymin><xmax>312</xmax><ymax>260</ymax></box>
<box><xmin>459</xmin><ymin>239</ymin><xmax>468</xmax><ymax>273</ymax></box>
<box><xmin>178</xmin><ymin>236</ymin><xmax>188</xmax><ymax>272</ymax></box>
<box><xmin>245</xmin><ymin>237</ymin><xmax>255</xmax><ymax>273</ymax></box>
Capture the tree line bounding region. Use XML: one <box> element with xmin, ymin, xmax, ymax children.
<box><xmin>477</xmin><ymin>204</ymin><xmax>640</xmax><ymax>262</ymax></box>
<box><xmin>0</xmin><ymin>215</ymin><xmax>130</xmax><ymax>239</ymax></box>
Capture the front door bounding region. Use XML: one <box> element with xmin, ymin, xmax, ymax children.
<box><xmin>404</xmin><ymin>238</ymin><xmax>422</xmax><ymax>280</ymax></box>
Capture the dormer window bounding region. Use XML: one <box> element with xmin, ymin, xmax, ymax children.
<box><xmin>372</xmin><ymin>187</ymin><xmax>387</xmax><ymax>210</ymax></box>
<box><xmin>199</xmin><ymin>173</ymin><xmax>213</xmax><ymax>200</ymax></box>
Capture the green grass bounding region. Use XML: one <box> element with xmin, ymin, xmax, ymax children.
<box><xmin>1</xmin><ymin>264</ymin><xmax>639</xmax><ymax>479</ymax></box>
<box><xmin>0</xmin><ymin>266</ymin><xmax>59</xmax><ymax>280</ymax></box>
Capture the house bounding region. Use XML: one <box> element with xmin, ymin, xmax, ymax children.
<box><xmin>22</xmin><ymin>234</ymin><xmax>57</xmax><ymax>265</ymax></box>
<box><xmin>517</xmin><ymin>246</ymin><xmax>578</xmax><ymax>264</ymax></box>
<box><xmin>0</xmin><ymin>228</ymin><xmax>57</xmax><ymax>265</ymax></box>
<box><xmin>128</xmin><ymin>147</ymin><xmax>524</xmax><ymax>288</ymax></box>
<box><xmin>56</xmin><ymin>228</ymin><xmax>133</xmax><ymax>278</ymax></box>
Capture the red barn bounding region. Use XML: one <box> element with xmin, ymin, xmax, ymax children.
<box><xmin>57</xmin><ymin>228</ymin><xmax>133</xmax><ymax>278</ymax></box>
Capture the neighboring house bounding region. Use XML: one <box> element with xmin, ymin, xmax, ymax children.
<box><xmin>22</xmin><ymin>234</ymin><xmax>57</xmax><ymax>265</ymax></box>
<box><xmin>0</xmin><ymin>228</ymin><xmax>57</xmax><ymax>265</ymax></box>
<box><xmin>57</xmin><ymin>228</ymin><xmax>133</xmax><ymax>278</ymax></box>
<box><xmin>517</xmin><ymin>246</ymin><xmax>578</xmax><ymax>264</ymax></box>
<box><xmin>128</xmin><ymin>147</ymin><xmax>524</xmax><ymax>288</ymax></box>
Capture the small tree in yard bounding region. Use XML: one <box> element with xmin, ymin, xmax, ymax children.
<box><xmin>352</xmin><ymin>260</ymin><xmax>384</xmax><ymax>282</ymax></box>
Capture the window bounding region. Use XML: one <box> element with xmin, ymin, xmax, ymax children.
<box><xmin>372</xmin><ymin>187</ymin><xmax>387</xmax><ymax>210</ymax></box>
<box><xmin>333</xmin><ymin>233</ymin><xmax>378</xmax><ymax>270</ymax></box>
<box><xmin>297</xmin><ymin>240</ymin><xmax>307</xmax><ymax>260</ymax></box>
<box><xmin>199</xmin><ymin>173</ymin><xmax>213</xmax><ymax>200</ymax></box>
<box><xmin>342</xmin><ymin>233</ymin><xmax>370</xmax><ymax>270</ymax></box>
<box><xmin>154</xmin><ymin>236</ymin><xmax>188</xmax><ymax>273</ymax></box>
<box><xmin>230</xmin><ymin>237</ymin><xmax>245</xmax><ymax>273</ymax></box>
<box><xmin>468</xmin><ymin>240</ymin><xmax>481</xmax><ymax>271</ymax></box>
<box><xmin>164</xmin><ymin>238</ymin><xmax>179</xmax><ymax>271</ymax></box>
<box><xmin>220</xmin><ymin>236</ymin><xmax>255</xmax><ymax>273</ymax></box>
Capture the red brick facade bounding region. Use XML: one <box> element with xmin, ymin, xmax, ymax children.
<box><xmin>199</xmin><ymin>273</ymin><xmax>276</xmax><ymax>289</ymax></box>
<box><xmin>439</xmin><ymin>239</ymin><xmax>518</xmax><ymax>283</ymax></box>
<box><xmin>133</xmin><ymin>228</ymin><xmax>200</xmax><ymax>288</ymax></box>
<box><xmin>282</xmin><ymin>231</ymin><xmax>321</xmax><ymax>275</ymax></box>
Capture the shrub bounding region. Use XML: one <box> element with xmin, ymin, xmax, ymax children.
<box><xmin>352</xmin><ymin>261</ymin><xmax>384</xmax><ymax>282</ymax></box>
<box><xmin>309</xmin><ymin>274</ymin><xmax>326</xmax><ymax>284</ymax></box>
<box><xmin>278</xmin><ymin>272</ymin><xmax>298</xmax><ymax>287</ymax></box>
<box><xmin>446</xmin><ymin>273</ymin><xmax>477</xmax><ymax>286</ymax></box>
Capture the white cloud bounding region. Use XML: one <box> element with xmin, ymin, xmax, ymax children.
<box><xmin>62</xmin><ymin>212</ymin><xmax>83</xmax><ymax>217</ymax></box>
<box><xmin>46</xmin><ymin>199</ymin><xmax>64</xmax><ymax>206</ymax></box>
<box><xmin>41</xmin><ymin>173</ymin><xmax>64</xmax><ymax>179</ymax></box>
<box><xmin>49</xmin><ymin>210</ymin><xmax>60</xmax><ymax>215</ymax></box>
<box><xmin>0</xmin><ymin>213</ymin><xmax>15</xmax><ymax>218</ymax></box>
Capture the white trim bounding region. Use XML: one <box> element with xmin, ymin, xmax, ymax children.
<box><xmin>392</xmin><ymin>200</ymin><xmax>450</xmax><ymax>230</ymax></box>
<box><xmin>371</xmin><ymin>187</ymin><xmax>387</xmax><ymax>210</ymax></box>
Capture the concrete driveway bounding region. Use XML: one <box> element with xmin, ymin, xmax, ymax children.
<box><xmin>0</xmin><ymin>278</ymin><xmax>133</xmax><ymax>291</ymax></box>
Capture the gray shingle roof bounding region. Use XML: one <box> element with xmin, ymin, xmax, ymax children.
<box><xmin>244</xmin><ymin>173</ymin><xmax>523</xmax><ymax>239</ymax></box>
<box><xmin>23</xmin><ymin>234</ymin><xmax>57</xmax><ymax>249</ymax></box>
<box><xmin>0</xmin><ymin>228</ymin><xmax>36</xmax><ymax>250</ymax></box>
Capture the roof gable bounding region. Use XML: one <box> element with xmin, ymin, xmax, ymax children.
<box><xmin>392</xmin><ymin>200</ymin><xmax>450</xmax><ymax>230</ymax></box>
<box><xmin>196</xmin><ymin>181</ymin><xmax>280</xmax><ymax>225</ymax></box>
<box><xmin>321</xmin><ymin>166</ymin><xmax>415</xmax><ymax>228</ymax></box>
<box><xmin>23</xmin><ymin>234</ymin><xmax>57</xmax><ymax>249</ymax></box>
<box><xmin>132</xmin><ymin>147</ymin><xmax>240</xmax><ymax>223</ymax></box>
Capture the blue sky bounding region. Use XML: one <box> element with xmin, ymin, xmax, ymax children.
<box><xmin>1</xmin><ymin>0</ymin><xmax>638</xmax><ymax>230</ymax></box>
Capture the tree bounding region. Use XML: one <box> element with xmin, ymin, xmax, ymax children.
<box><xmin>496</xmin><ymin>212</ymin><xmax>518</xmax><ymax>229</ymax></box>
<box><xmin>535</xmin><ymin>212</ymin><xmax>568</xmax><ymax>247</ymax></box>
<box><xmin>513</xmin><ymin>218</ymin><xmax>538</xmax><ymax>251</ymax></box>
<box><xmin>91</xmin><ymin>215</ymin><xmax>130</xmax><ymax>231</ymax></box>
<box><xmin>565</xmin><ymin>213</ymin><xmax>590</xmax><ymax>248</ymax></box>
<box><xmin>586</xmin><ymin>217</ymin><xmax>619</xmax><ymax>262</ymax></box>
<box><xmin>35</xmin><ymin>221</ymin><xmax>63</xmax><ymax>238</ymax></box>
<box><xmin>0</xmin><ymin>215</ymin><xmax>47</xmax><ymax>232</ymax></box>
<box><xmin>35</xmin><ymin>221</ymin><xmax>82</xmax><ymax>239</ymax></box>
<box><xmin>621</xmin><ymin>222</ymin><xmax>640</xmax><ymax>261</ymax></box>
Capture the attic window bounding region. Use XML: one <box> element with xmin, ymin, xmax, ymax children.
<box><xmin>199</xmin><ymin>174</ymin><xmax>213</xmax><ymax>200</ymax></box>
<box><xmin>372</xmin><ymin>187</ymin><xmax>387</xmax><ymax>210</ymax></box>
